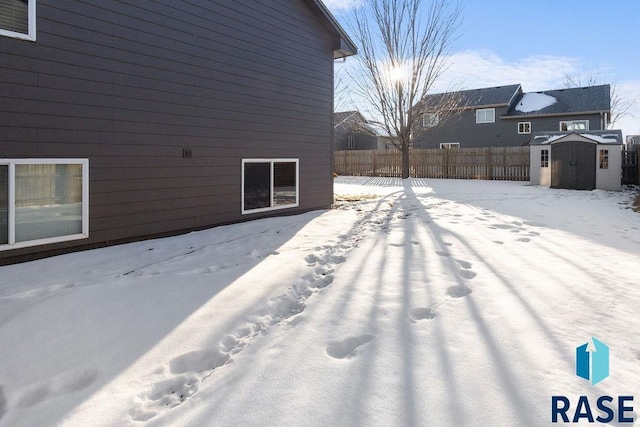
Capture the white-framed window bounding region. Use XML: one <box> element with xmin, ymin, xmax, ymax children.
<box><xmin>242</xmin><ymin>159</ymin><xmax>298</xmax><ymax>214</ymax></box>
<box><xmin>560</xmin><ymin>120</ymin><xmax>589</xmax><ymax>131</ymax></box>
<box><xmin>518</xmin><ymin>122</ymin><xmax>531</xmax><ymax>134</ymax></box>
<box><xmin>0</xmin><ymin>0</ymin><xmax>37</xmax><ymax>41</ymax></box>
<box><xmin>1</xmin><ymin>159</ymin><xmax>89</xmax><ymax>251</ymax></box>
<box><xmin>423</xmin><ymin>113</ymin><xmax>439</xmax><ymax>127</ymax></box>
<box><xmin>476</xmin><ymin>108</ymin><xmax>495</xmax><ymax>123</ymax></box>
<box><xmin>541</xmin><ymin>149</ymin><xmax>549</xmax><ymax>168</ymax></box>
<box><xmin>346</xmin><ymin>135</ymin><xmax>355</xmax><ymax>149</ymax></box>
<box><xmin>440</xmin><ymin>142</ymin><xmax>460</xmax><ymax>149</ymax></box>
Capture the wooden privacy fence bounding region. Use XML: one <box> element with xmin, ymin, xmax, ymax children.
<box><xmin>334</xmin><ymin>147</ymin><xmax>531</xmax><ymax>181</ymax></box>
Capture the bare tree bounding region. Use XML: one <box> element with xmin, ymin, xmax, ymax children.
<box><xmin>564</xmin><ymin>72</ymin><xmax>636</xmax><ymax>129</ymax></box>
<box><xmin>348</xmin><ymin>0</ymin><xmax>461</xmax><ymax>178</ymax></box>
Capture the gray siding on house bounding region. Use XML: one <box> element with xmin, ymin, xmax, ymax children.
<box><xmin>0</xmin><ymin>0</ymin><xmax>339</xmax><ymax>260</ymax></box>
<box><xmin>414</xmin><ymin>110</ymin><xmax>605</xmax><ymax>149</ymax></box>
<box><xmin>413</xmin><ymin>84</ymin><xmax>610</xmax><ymax>149</ymax></box>
<box><xmin>414</xmin><ymin>106</ymin><xmax>515</xmax><ymax>148</ymax></box>
<box><xmin>334</xmin><ymin>133</ymin><xmax>379</xmax><ymax>151</ymax></box>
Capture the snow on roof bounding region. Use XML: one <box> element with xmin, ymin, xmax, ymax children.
<box><xmin>531</xmin><ymin>131</ymin><xmax>623</xmax><ymax>145</ymax></box>
<box><xmin>515</xmin><ymin>92</ymin><xmax>557</xmax><ymax>113</ymax></box>
<box><xmin>579</xmin><ymin>133</ymin><xmax>621</xmax><ymax>144</ymax></box>
<box><xmin>532</xmin><ymin>135</ymin><xmax>564</xmax><ymax>145</ymax></box>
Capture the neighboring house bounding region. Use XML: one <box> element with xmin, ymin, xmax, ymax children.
<box><xmin>0</xmin><ymin>0</ymin><xmax>356</xmax><ymax>262</ymax></box>
<box><xmin>413</xmin><ymin>84</ymin><xmax>611</xmax><ymax>149</ymax></box>
<box><xmin>529</xmin><ymin>130</ymin><xmax>623</xmax><ymax>191</ymax></box>
<box><xmin>334</xmin><ymin>111</ymin><xmax>380</xmax><ymax>150</ymax></box>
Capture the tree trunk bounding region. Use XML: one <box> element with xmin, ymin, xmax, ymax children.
<box><xmin>402</xmin><ymin>146</ymin><xmax>410</xmax><ymax>179</ymax></box>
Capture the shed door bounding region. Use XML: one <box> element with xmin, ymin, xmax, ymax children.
<box><xmin>551</xmin><ymin>141</ymin><xmax>596</xmax><ymax>190</ymax></box>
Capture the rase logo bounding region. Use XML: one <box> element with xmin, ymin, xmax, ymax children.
<box><xmin>576</xmin><ymin>337</ymin><xmax>609</xmax><ymax>386</ymax></box>
<box><xmin>551</xmin><ymin>337</ymin><xmax>635</xmax><ymax>424</ymax></box>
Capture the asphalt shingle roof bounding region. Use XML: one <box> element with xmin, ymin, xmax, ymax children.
<box><xmin>506</xmin><ymin>84</ymin><xmax>610</xmax><ymax>117</ymax></box>
<box><xmin>422</xmin><ymin>84</ymin><xmax>521</xmax><ymax>110</ymax></box>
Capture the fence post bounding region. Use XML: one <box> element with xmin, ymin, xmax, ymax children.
<box><xmin>502</xmin><ymin>149</ymin><xmax>507</xmax><ymax>180</ymax></box>
<box><xmin>372</xmin><ymin>151</ymin><xmax>377</xmax><ymax>176</ymax></box>
<box><xmin>443</xmin><ymin>149</ymin><xmax>449</xmax><ymax>179</ymax></box>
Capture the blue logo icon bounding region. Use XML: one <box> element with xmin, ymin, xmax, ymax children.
<box><xmin>576</xmin><ymin>337</ymin><xmax>609</xmax><ymax>386</ymax></box>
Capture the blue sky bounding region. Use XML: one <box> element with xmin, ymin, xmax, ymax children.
<box><xmin>326</xmin><ymin>0</ymin><xmax>640</xmax><ymax>136</ymax></box>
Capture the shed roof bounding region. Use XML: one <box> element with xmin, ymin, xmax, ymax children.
<box><xmin>506</xmin><ymin>85</ymin><xmax>610</xmax><ymax>117</ymax></box>
<box><xmin>530</xmin><ymin>129</ymin><xmax>623</xmax><ymax>145</ymax></box>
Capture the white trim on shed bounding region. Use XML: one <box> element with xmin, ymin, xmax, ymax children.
<box><xmin>529</xmin><ymin>131</ymin><xmax>623</xmax><ymax>191</ymax></box>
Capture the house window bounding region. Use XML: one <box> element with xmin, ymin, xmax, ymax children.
<box><xmin>0</xmin><ymin>159</ymin><xmax>89</xmax><ymax>251</ymax></box>
<box><xmin>541</xmin><ymin>149</ymin><xmax>549</xmax><ymax>168</ymax></box>
<box><xmin>476</xmin><ymin>108</ymin><xmax>495</xmax><ymax>123</ymax></box>
<box><xmin>599</xmin><ymin>150</ymin><xmax>609</xmax><ymax>169</ymax></box>
<box><xmin>560</xmin><ymin>120</ymin><xmax>589</xmax><ymax>131</ymax></box>
<box><xmin>423</xmin><ymin>113</ymin><xmax>439</xmax><ymax>127</ymax></box>
<box><xmin>0</xmin><ymin>0</ymin><xmax>36</xmax><ymax>41</ymax></box>
<box><xmin>346</xmin><ymin>135</ymin><xmax>355</xmax><ymax>149</ymax></box>
<box><xmin>440</xmin><ymin>142</ymin><xmax>460</xmax><ymax>149</ymax></box>
<box><xmin>518</xmin><ymin>122</ymin><xmax>531</xmax><ymax>134</ymax></box>
<box><xmin>242</xmin><ymin>159</ymin><xmax>298</xmax><ymax>214</ymax></box>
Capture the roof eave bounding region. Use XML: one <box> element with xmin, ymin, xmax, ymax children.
<box><xmin>501</xmin><ymin>110</ymin><xmax>610</xmax><ymax>120</ymax></box>
<box><xmin>308</xmin><ymin>0</ymin><xmax>357</xmax><ymax>59</ymax></box>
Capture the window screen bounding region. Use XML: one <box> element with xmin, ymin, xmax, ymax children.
<box><xmin>0</xmin><ymin>165</ymin><xmax>8</xmax><ymax>245</ymax></box>
<box><xmin>243</xmin><ymin>162</ymin><xmax>271</xmax><ymax>211</ymax></box>
<box><xmin>242</xmin><ymin>159</ymin><xmax>298</xmax><ymax>214</ymax></box>
<box><xmin>0</xmin><ymin>0</ymin><xmax>29</xmax><ymax>35</ymax></box>
<box><xmin>273</xmin><ymin>162</ymin><xmax>296</xmax><ymax>206</ymax></box>
<box><xmin>14</xmin><ymin>164</ymin><xmax>83</xmax><ymax>243</ymax></box>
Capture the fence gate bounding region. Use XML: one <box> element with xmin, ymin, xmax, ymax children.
<box><xmin>622</xmin><ymin>149</ymin><xmax>638</xmax><ymax>185</ymax></box>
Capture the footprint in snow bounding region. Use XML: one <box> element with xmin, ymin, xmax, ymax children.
<box><xmin>455</xmin><ymin>259</ymin><xmax>472</xmax><ymax>269</ymax></box>
<box><xmin>409</xmin><ymin>307</ymin><xmax>436</xmax><ymax>322</ymax></box>
<box><xmin>328</xmin><ymin>254</ymin><xmax>346</xmax><ymax>264</ymax></box>
<box><xmin>132</xmin><ymin>350</ymin><xmax>232</xmax><ymax>422</ymax></box>
<box><xmin>447</xmin><ymin>284</ymin><xmax>472</xmax><ymax>298</ymax></box>
<box><xmin>304</xmin><ymin>254</ymin><xmax>319</xmax><ymax>265</ymax></box>
<box><xmin>132</xmin><ymin>374</ymin><xmax>200</xmax><ymax>421</ymax></box>
<box><xmin>309</xmin><ymin>274</ymin><xmax>334</xmax><ymax>289</ymax></box>
<box><xmin>16</xmin><ymin>369</ymin><xmax>99</xmax><ymax>408</ymax></box>
<box><xmin>490</xmin><ymin>224</ymin><xmax>516</xmax><ymax>230</ymax></box>
<box><xmin>493</xmin><ymin>240</ymin><xmax>504</xmax><ymax>245</ymax></box>
<box><xmin>436</xmin><ymin>250</ymin><xmax>450</xmax><ymax>257</ymax></box>
<box><xmin>17</xmin><ymin>385</ymin><xmax>50</xmax><ymax>408</ymax></box>
<box><xmin>516</xmin><ymin>237</ymin><xmax>531</xmax><ymax>243</ymax></box>
<box><xmin>326</xmin><ymin>335</ymin><xmax>375</xmax><ymax>360</ymax></box>
<box><xmin>457</xmin><ymin>269</ymin><xmax>477</xmax><ymax>280</ymax></box>
<box><xmin>169</xmin><ymin>349</ymin><xmax>231</xmax><ymax>375</ymax></box>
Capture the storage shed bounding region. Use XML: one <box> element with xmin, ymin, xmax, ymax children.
<box><xmin>530</xmin><ymin>130</ymin><xmax>623</xmax><ymax>191</ymax></box>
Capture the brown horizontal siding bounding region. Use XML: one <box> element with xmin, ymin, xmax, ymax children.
<box><xmin>0</xmin><ymin>0</ymin><xmax>335</xmax><ymax>261</ymax></box>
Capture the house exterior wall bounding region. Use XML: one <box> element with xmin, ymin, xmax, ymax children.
<box><xmin>334</xmin><ymin>132</ymin><xmax>378</xmax><ymax>150</ymax></box>
<box><xmin>0</xmin><ymin>0</ymin><xmax>337</xmax><ymax>261</ymax></box>
<box><xmin>596</xmin><ymin>145</ymin><xmax>622</xmax><ymax>191</ymax></box>
<box><xmin>414</xmin><ymin>110</ymin><xmax>605</xmax><ymax>149</ymax></box>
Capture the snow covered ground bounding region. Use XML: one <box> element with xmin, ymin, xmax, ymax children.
<box><xmin>0</xmin><ymin>177</ymin><xmax>639</xmax><ymax>426</ymax></box>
